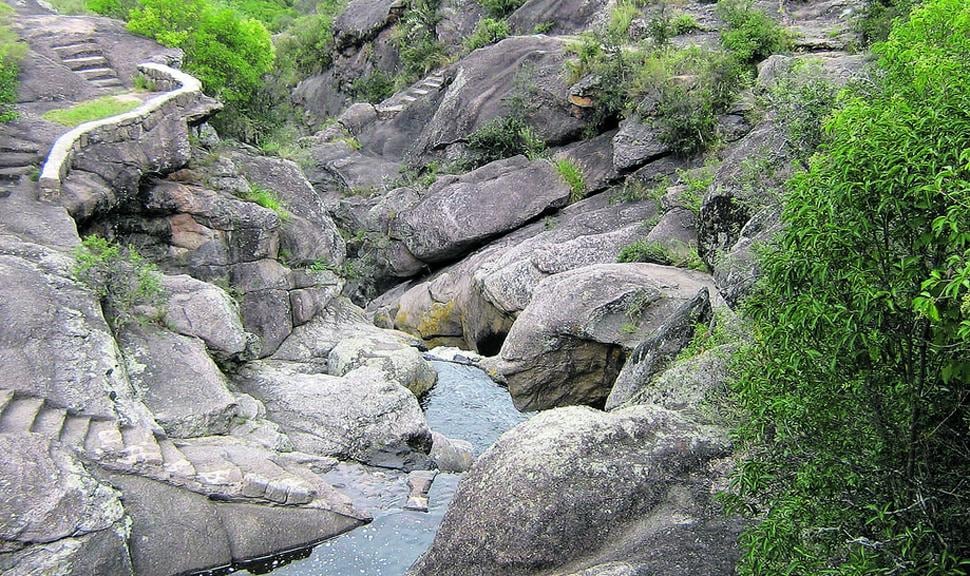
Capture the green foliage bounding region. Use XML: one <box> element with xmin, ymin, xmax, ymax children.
<box><xmin>465</xmin><ymin>115</ymin><xmax>545</xmax><ymax>168</ymax></box>
<box><xmin>227</xmin><ymin>0</ymin><xmax>296</xmax><ymax>31</ymax></box>
<box><xmin>274</xmin><ymin>1</ymin><xmax>346</xmax><ymax>85</ymax></box>
<box><xmin>555</xmin><ymin>158</ymin><xmax>587</xmax><ymax>203</ymax></box>
<box><xmin>675</xmin><ymin>165</ymin><xmax>715</xmax><ymax>215</ymax></box>
<box><xmin>676</xmin><ymin>309</ymin><xmax>739</xmax><ymax>362</ymax></box>
<box><xmin>672</xmin><ymin>12</ymin><xmax>702</xmax><ymax>35</ymax></box>
<box><xmin>86</xmin><ymin>0</ymin><xmax>138</xmax><ymax>19</ymax></box>
<box><xmin>728</xmin><ymin>1</ymin><xmax>970</xmax><ymax>573</ymax></box>
<box><xmin>394</xmin><ymin>0</ymin><xmax>448</xmax><ymax>80</ymax></box>
<box><xmin>0</xmin><ymin>4</ymin><xmax>25</xmax><ymax>123</ymax></box>
<box><xmin>45</xmin><ymin>0</ymin><xmax>90</xmax><ymax>14</ymax></box>
<box><xmin>73</xmin><ymin>236</ymin><xmax>166</xmax><ymax>328</ymax></box>
<box><xmin>463</xmin><ymin>17</ymin><xmax>510</xmax><ymax>52</ymax></box>
<box><xmin>532</xmin><ymin>20</ymin><xmax>555</xmax><ymax>34</ymax></box>
<box><xmin>125</xmin><ymin>0</ymin><xmax>274</xmax><ymax>139</ymax></box>
<box><xmin>761</xmin><ymin>59</ymin><xmax>840</xmax><ymax>164</ymax></box>
<box><xmin>42</xmin><ymin>96</ymin><xmax>141</xmax><ymax>127</ymax></box>
<box><xmin>350</xmin><ymin>70</ymin><xmax>395</xmax><ymax>103</ymax></box>
<box><xmin>606</xmin><ymin>0</ymin><xmax>640</xmax><ymax>42</ymax></box>
<box><xmin>856</xmin><ymin>0</ymin><xmax>918</xmax><ymax>44</ymax></box>
<box><xmin>242</xmin><ymin>184</ymin><xmax>291</xmax><ymax>221</ymax></box>
<box><xmin>132</xmin><ymin>73</ymin><xmax>157</xmax><ymax>92</ymax></box>
<box><xmin>476</xmin><ymin>0</ymin><xmax>524</xmax><ymax>18</ymax></box>
<box><xmin>617</xmin><ymin>239</ymin><xmax>708</xmax><ymax>271</ymax></box>
<box><xmin>637</xmin><ymin>47</ymin><xmax>749</xmax><ymax>156</ymax></box>
<box><xmin>716</xmin><ymin>0</ymin><xmax>790</xmax><ymax>63</ymax></box>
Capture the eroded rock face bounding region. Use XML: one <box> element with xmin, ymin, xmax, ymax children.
<box><xmin>328</xmin><ymin>336</ymin><xmax>437</xmax><ymax>397</ymax></box>
<box><xmin>508</xmin><ymin>0</ymin><xmax>610</xmax><ymax>35</ymax></box>
<box><xmin>407</xmin><ymin>404</ymin><xmax>740</xmax><ymax>576</ymax></box>
<box><xmin>415</xmin><ymin>35</ymin><xmax>585</xmax><ymax>152</ymax></box>
<box><xmin>497</xmin><ymin>263</ymin><xmax>715</xmax><ymax>411</ymax></box>
<box><xmin>392</xmin><ymin>156</ymin><xmax>571</xmax><ymax>263</ymax></box>
<box><xmin>120</xmin><ymin>325</ymin><xmax>238</xmax><ymax>438</ymax></box>
<box><xmin>161</xmin><ymin>274</ymin><xmax>251</xmax><ymax>359</ymax></box>
<box><xmin>235</xmin><ymin>362</ymin><xmax>433</xmax><ymax>468</ymax></box>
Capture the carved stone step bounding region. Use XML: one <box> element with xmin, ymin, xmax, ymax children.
<box><xmin>120</xmin><ymin>426</ymin><xmax>164</xmax><ymax>467</ymax></box>
<box><xmin>31</xmin><ymin>406</ymin><xmax>67</xmax><ymax>437</ymax></box>
<box><xmin>158</xmin><ymin>438</ymin><xmax>196</xmax><ymax>478</ymax></box>
<box><xmin>0</xmin><ymin>397</ymin><xmax>45</xmax><ymax>433</ymax></box>
<box><xmin>85</xmin><ymin>418</ymin><xmax>125</xmax><ymax>457</ymax></box>
<box><xmin>59</xmin><ymin>415</ymin><xmax>91</xmax><ymax>447</ymax></box>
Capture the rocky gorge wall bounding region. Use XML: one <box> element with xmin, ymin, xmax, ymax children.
<box><xmin>0</xmin><ymin>0</ymin><xmax>874</xmax><ymax>574</ymax></box>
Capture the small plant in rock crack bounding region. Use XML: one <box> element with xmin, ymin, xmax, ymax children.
<box><xmin>555</xmin><ymin>158</ymin><xmax>587</xmax><ymax>203</ymax></box>
<box><xmin>73</xmin><ymin>235</ymin><xmax>167</xmax><ymax>328</ymax></box>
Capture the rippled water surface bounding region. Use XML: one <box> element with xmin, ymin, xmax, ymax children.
<box><xmin>239</xmin><ymin>357</ymin><xmax>527</xmax><ymax>576</ymax></box>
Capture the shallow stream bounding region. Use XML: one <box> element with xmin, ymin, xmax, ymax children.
<box><xmin>237</xmin><ymin>357</ymin><xmax>527</xmax><ymax>575</ymax></box>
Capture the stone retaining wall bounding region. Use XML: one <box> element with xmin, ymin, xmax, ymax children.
<box><xmin>38</xmin><ymin>63</ymin><xmax>208</xmax><ymax>200</ymax></box>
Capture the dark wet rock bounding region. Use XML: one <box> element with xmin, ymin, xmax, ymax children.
<box><xmin>333</xmin><ymin>0</ymin><xmax>403</xmax><ymax>50</ymax></box>
<box><xmin>407</xmin><ymin>404</ymin><xmax>740</xmax><ymax>576</ymax></box>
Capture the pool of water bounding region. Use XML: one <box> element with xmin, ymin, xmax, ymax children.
<box><xmin>237</xmin><ymin>356</ymin><xmax>527</xmax><ymax>576</ymax></box>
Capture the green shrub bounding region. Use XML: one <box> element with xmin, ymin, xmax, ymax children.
<box><xmin>45</xmin><ymin>0</ymin><xmax>90</xmax><ymax>13</ymax></box>
<box><xmin>856</xmin><ymin>0</ymin><xmax>918</xmax><ymax>44</ymax></box>
<box><xmin>716</xmin><ymin>0</ymin><xmax>790</xmax><ymax>63</ymax></box>
<box><xmin>762</xmin><ymin>59</ymin><xmax>840</xmax><ymax>165</ymax></box>
<box><xmin>555</xmin><ymin>158</ymin><xmax>587</xmax><ymax>202</ymax></box>
<box><xmin>42</xmin><ymin>95</ymin><xmax>141</xmax><ymax>126</ymax></box>
<box><xmin>393</xmin><ymin>0</ymin><xmax>448</xmax><ymax>80</ymax></box>
<box><xmin>227</xmin><ymin>0</ymin><xmax>296</xmax><ymax>31</ymax></box>
<box><xmin>126</xmin><ymin>0</ymin><xmax>274</xmax><ymax>136</ymax></box>
<box><xmin>607</xmin><ymin>0</ymin><xmax>640</xmax><ymax>42</ymax></box>
<box><xmin>243</xmin><ymin>184</ymin><xmax>290</xmax><ymax>221</ymax></box>
<box><xmin>477</xmin><ymin>0</ymin><xmax>524</xmax><ymax>18</ymax></box>
<box><xmin>672</xmin><ymin>12</ymin><xmax>702</xmax><ymax>34</ymax></box>
<box><xmin>463</xmin><ymin>17</ymin><xmax>510</xmax><ymax>52</ymax></box>
<box><xmin>274</xmin><ymin>2</ymin><xmax>345</xmax><ymax>85</ymax></box>
<box><xmin>350</xmin><ymin>70</ymin><xmax>395</xmax><ymax>103</ymax></box>
<box><xmin>727</xmin><ymin>1</ymin><xmax>970</xmax><ymax>573</ymax></box>
<box><xmin>465</xmin><ymin>115</ymin><xmax>545</xmax><ymax>168</ymax></box>
<box><xmin>86</xmin><ymin>0</ymin><xmax>138</xmax><ymax>19</ymax></box>
<box><xmin>532</xmin><ymin>20</ymin><xmax>555</xmax><ymax>34</ymax></box>
<box><xmin>73</xmin><ymin>236</ymin><xmax>166</xmax><ymax>327</ymax></box>
<box><xmin>0</xmin><ymin>4</ymin><xmax>25</xmax><ymax>123</ymax></box>
<box><xmin>617</xmin><ymin>239</ymin><xmax>707</xmax><ymax>270</ymax></box>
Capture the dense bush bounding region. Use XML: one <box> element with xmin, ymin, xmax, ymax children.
<box><xmin>761</xmin><ymin>59</ymin><xmax>840</xmax><ymax>165</ymax></box>
<box><xmin>716</xmin><ymin>0</ymin><xmax>790</xmax><ymax>63</ymax></box>
<box><xmin>727</xmin><ymin>1</ymin><xmax>970</xmax><ymax>573</ymax></box>
<box><xmin>476</xmin><ymin>0</ymin><xmax>524</xmax><ymax>18</ymax></box>
<box><xmin>0</xmin><ymin>4</ymin><xmax>25</xmax><ymax>122</ymax></box>
<box><xmin>394</xmin><ymin>0</ymin><xmax>448</xmax><ymax>80</ymax></box>
<box><xmin>73</xmin><ymin>236</ymin><xmax>166</xmax><ymax>327</ymax></box>
<box><xmin>274</xmin><ymin>0</ymin><xmax>346</xmax><ymax>85</ymax></box>
<box><xmin>125</xmin><ymin>0</ymin><xmax>273</xmax><ymax>137</ymax></box>
<box><xmin>465</xmin><ymin>115</ymin><xmax>544</xmax><ymax>168</ymax></box>
<box><xmin>857</xmin><ymin>0</ymin><xmax>919</xmax><ymax>44</ymax></box>
<box><xmin>350</xmin><ymin>70</ymin><xmax>395</xmax><ymax>103</ymax></box>
<box><xmin>463</xmin><ymin>17</ymin><xmax>510</xmax><ymax>52</ymax></box>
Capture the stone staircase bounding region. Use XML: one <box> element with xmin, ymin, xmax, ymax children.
<box><xmin>0</xmin><ymin>389</ymin><xmax>323</xmax><ymax>506</ymax></box>
<box><xmin>376</xmin><ymin>71</ymin><xmax>447</xmax><ymax>118</ymax></box>
<box><xmin>0</xmin><ymin>126</ymin><xmax>42</xmax><ymax>184</ymax></box>
<box><xmin>50</xmin><ymin>38</ymin><xmax>125</xmax><ymax>90</ymax></box>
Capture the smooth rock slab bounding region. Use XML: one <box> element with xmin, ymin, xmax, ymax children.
<box><xmin>235</xmin><ymin>362</ymin><xmax>433</xmax><ymax>469</ymax></box>
<box><xmin>328</xmin><ymin>336</ymin><xmax>437</xmax><ymax>397</ymax></box>
<box><xmin>120</xmin><ymin>325</ymin><xmax>238</xmax><ymax>438</ymax></box>
<box><xmin>394</xmin><ymin>156</ymin><xmax>571</xmax><ymax>263</ymax></box>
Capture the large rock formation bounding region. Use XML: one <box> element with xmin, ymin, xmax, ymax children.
<box><xmin>408</xmin><ymin>405</ymin><xmax>741</xmax><ymax>576</ymax></box>
<box><xmin>496</xmin><ymin>263</ymin><xmax>714</xmax><ymax>411</ymax></box>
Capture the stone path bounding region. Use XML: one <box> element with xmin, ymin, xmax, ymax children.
<box><xmin>376</xmin><ymin>71</ymin><xmax>447</xmax><ymax>118</ymax></box>
<box><xmin>50</xmin><ymin>37</ymin><xmax>125</xmax><ymax>90</ymax></box>
<box><xmin>0</xmin><ymin>389</ymin><xmax>336</xmax><ymax>506</ymax></box>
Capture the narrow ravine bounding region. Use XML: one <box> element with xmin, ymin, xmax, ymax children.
<box><xmin>235</xmin><ymin>354</ymin><xmax>529</xmax><ymax>576</ymax></box>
